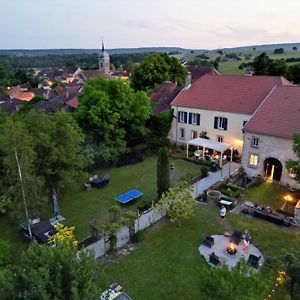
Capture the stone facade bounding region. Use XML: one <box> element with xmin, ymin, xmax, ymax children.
<box><xmin>242</xmin><ymin>131</ymin><xmax>300</xmax><ymax>189</ymax></box>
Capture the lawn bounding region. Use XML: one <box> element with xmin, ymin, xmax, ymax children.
<box><xmin>0</xmin><ymin>156</ymin><xmax>203</xmax><ymax>251</ymax></box>
<box><xmin>244</xmin><ymin>182</ymin><xmax>298</xmax><ymax>213</ymax></box>
<box><xmin>100</xmin><ymin>203</ymin><xmax>300</xmax><ymax>299</ymax></box>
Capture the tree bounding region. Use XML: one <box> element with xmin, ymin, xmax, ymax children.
<box><xmin>199</xmin><ymin>260</ymin><xmax>268</xmax><ymax>299</ymax></box>
<box><xmin>268</xmin><ymin>59</ymin><xmax>287</xmax><ymax>76</ymax></box>
<box><xmin>279</xmin><ymin>249</ymin><xmax>300</xmax><ymax>299</ymax></box>
<box><xmin>0</xmin><ymin>117</ymin><xmax>46</xmax><ymax>219</ymax></box>
<box><xmin>13</xmin><ymin>241</ymin><xmax>101</xmax><ymax>299</ymax></box>
<box><xmin>156</xmin><ymin>182</ymin><xmax>195</xmax><ymax>227</ymax></box>
<box><xmin>75</xmin><ymin>77</ymin><xmax>152</xmax><ymax>161</ymax></box>
<box><xmin>130</xmin><ymin>53</ymin><xmax>186</xmax><ymax>91</ymax></box>
<box><xmin>21</xmin><ymin>111</ymin><xmax>88</xmax><ymax>193</ymax></box>
<box><xmin>274</xmin><ymin>48</ymin><xmax>284</xmax><ymax>54</ymax></box>
<box><xmin>253</xmin><ymin>53</ymin><xmax>272</xmax><ymax>75</ymax></box>
<box><xmin>287</xmin><ymin>64</ymin><xmax>300</xmax><ymax>84</ymax></box>
<box><xmin>157</xmin><ymin>147</ymin><xmax>170</xmax><ymax>199</ymax></box>
<box><xmin>286</xmin><ymin>134</ymin><xmax>300</xmax><ymax>183</ymax></box>
<box><xmin>147</xmin><ymin>110</ymin><xmax>173</xmax><ymax>149</ymax></box>
<box><xmin>292</xmin><ymin>46</ymin><xmax>298</xmax><ymax>51</ymax></box>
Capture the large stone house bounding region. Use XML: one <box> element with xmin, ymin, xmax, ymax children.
<box><xmin>242</xmin><ymin>86</ymin><xmax>300</xmax><ymax>189</ymax></box>
<box><xmin>170</xmin><ymin>74</ymin><xmax>291</xmax><ymax>154</ymax></box>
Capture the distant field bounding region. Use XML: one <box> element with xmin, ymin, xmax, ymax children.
<box><xmin>182</xmin><ymin>48</ymin><xmax>300</xmax><ymax>75</ymax></box>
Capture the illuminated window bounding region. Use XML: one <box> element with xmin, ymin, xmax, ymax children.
<box><xmin>191</xmin><ymin>130</ymin><xmax>197</xmax><ymax>139</ymax></box>
<box><xmin>249</xmin><ymin>154</ymin><xmax>259</xmax><ymax>167</ymax></box>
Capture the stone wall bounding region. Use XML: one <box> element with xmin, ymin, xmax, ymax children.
<box><xmin>242</xmin><ymin>132</ymin><xmax>300</xmax><ymax>189</ymax></box>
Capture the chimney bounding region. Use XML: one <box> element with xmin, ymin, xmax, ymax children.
<box><xmin>184</xmin><ymin>73</ymin><xmax>192</xmax><ymax>89</ymax></box>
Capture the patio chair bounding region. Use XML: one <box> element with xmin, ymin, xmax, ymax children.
<box><xmin>209</xmin><ymin>252</ymin><xmax>220</xmax><ymax>266</ymax></box>
<box><xmin>230</xmin><ymin>230</ymin><xmax>242</xmax><ymax>245</ymax></box>
<box><xmin>248</xmin><ymin>254</ymin><xmax>261</xmax><ymax>269</ymax></box>
<box><xmin>202</xmin><ymin>236</ymin><xmax>214</xmax><ymax>248</ymax></box>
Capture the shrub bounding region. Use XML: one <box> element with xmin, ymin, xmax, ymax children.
<box><xmin>0</xmin><ymin>194</ymin><xmax>12</xmax><ymax>214</ymax></box>
<box><xmin>201</xmin><ymin>166</ymin><xmax>209</xmax><ymax>178</ymax></box>
<box><xmin>132</xmin><ymin>230</ymin><xmax>144</xmax><ymax>243</ymax></box>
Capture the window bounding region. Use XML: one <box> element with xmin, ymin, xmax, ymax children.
<box><xmin>214</xmin><ymin>116</ymin><xmax>228</xmax><ymax>130</ymax></box>
<box><xmin>179</xmin><ymin>128</ymin><xmax>185</xmax><ymax>139</ymax></box>
<box><xmin>189</xmin><ymin>113</ymin><xmax>200</xmax><ymax>125</ymax></box>
<box><xmin>191</xmin><ymin>130</ymin><xmax>197</xmax><ymax>139</ymax></box>
<box><xmin>217</xmin><ymin>136</ymin><xmax>223</xmax><ymax>143</ymax></box>
<box><xmin>249</xmin><ymin>154</ymin><xmax>259</xmax><ymax>167</ymax></box>
<box><xmin>251</xmin><ymin>138</ymin><xmax>259</xmax><ymax>148</ymax></box>
<box><xmin>178</xmin><ymin>111</ymin><xmax>187</xmax><ymax>123</ymax></box>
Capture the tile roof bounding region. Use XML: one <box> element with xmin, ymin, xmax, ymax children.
<box><xmin>243</xmin><ymin>86</ymin><xmax>300</xmax><ymax>139</ymax></box>
<box><xmin>0</xmin><ymin>99</ymin><xmax>25</xmax><ymax>113</ymax></box>
<box><xmin>8</xmin><ymin>86</ymin><xmax>35</xmax><ymax>101</ymax></box>
<box><xmin>171</xmin><ymin>75</ymin><xmax>292</xmax><ymax>115</ymax></box>
<box><xmin>187</xmin><ymin>66</ymin><xmax>219</xmax><ymax>82</ymax></box>
<box><xmin>150</xmin><ymin>82</ymin><xmax>181</xmax><ymax>114</ymax></box>
<box><xmin>66</xmin><ymin>96</ymin><xmax>78</xmax><ymax>109</ymax></box>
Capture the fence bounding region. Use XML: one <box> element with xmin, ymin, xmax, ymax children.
<box><xmin>81</xmin><ymin>206</ymin><xmax>166</xmax><ymax>258</ymax></box>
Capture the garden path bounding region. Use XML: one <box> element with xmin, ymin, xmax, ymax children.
<box><xmin>192</xmin><ymin>162</ymin><xmax>241</xmax><ymax>198</ymax></box>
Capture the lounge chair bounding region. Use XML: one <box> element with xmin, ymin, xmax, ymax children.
<box><xmin>202</xmin><ymin>236</ymin><xmax>214</xmax><ymax>248</ymax></box>
<box><xmin>209</xmin><ymin>252</ymin><xmax>220</xmax><ymax>266</ymax></box>
<box><xmin>248</xmin><ymin>254</ymin><xmax>261</xmax><ymax>269</ymax></box>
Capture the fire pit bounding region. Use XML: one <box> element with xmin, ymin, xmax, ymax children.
<box><xmin>226</xmin><ymin>242</ymin><xmax>238</xmax><ymax>255</ymax></box>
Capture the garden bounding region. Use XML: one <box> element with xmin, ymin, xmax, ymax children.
<box><xmin>0</xmin><ymin>155</ymin><xmax>205</xmax><ymax>253</ymax></box>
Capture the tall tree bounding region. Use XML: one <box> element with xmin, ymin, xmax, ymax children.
<box><xmin>75</xmin><ymin>77</ymin><xmax>152</xmax><ymax>161</ymax></box>
<box><xmin>279</xmin><ymin>249</ymin><xmax>300</xmax><ymax>299</ymax></box>
<box><xmin>0</xmin><ymin>117</ymin><xmax>46</xmax><ymax>219</ymax></box>
<box><xmin>286</xmin><ymin>134</ymin><xmax>300</xmax><ymax>183</ymax></box>
<box><xmin>13</xmin><ymin>241</ymin><xmax>101</xmax><ymax>299</ymax></box>
<box><xmin>157</xmin><ymin>147</ymin><xmax>170</xmax><ymax>199</ymax></box>
<box><xmin>21</xmin><ymin>110</ymin><xmax>88</xmax><ymax>193</ymax></box>
<box><xmin>253</xmin><ymin>52</ymin><xmax>272</xmax><ymax>75</ymax></box>
<box><xmin>130</xmin><ymin>53</ymin><xmax>186</xmax><ymax>91</ymax></box>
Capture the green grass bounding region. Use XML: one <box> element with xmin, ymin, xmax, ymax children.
<box><xmin>244</xmin><ymin>182</ymin><xmax>297</xmax><ymax>212</ymax></box>
<box><xmin>100</xmin><ymin>204</ymin><xmax>300</xmax><ymax>299</ymax></box>
<box><xmin>0</xmin><ymin>156</ymin><xmax>202</xmax><ymax>249</ymax></box>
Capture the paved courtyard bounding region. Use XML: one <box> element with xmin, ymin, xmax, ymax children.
<box><xmin>199</xmin><ymin>234</ymin><xmax>264</xmax><ymax>270</ymax></box>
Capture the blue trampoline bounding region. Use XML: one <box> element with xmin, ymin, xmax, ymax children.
<box><xmin>115</xmin><ymin>189</ymin><xmax>143</xmax><ymax>204</ymax></box>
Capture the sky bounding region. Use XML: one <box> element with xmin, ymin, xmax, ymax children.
<box><xmin>1</xmin><ymin>0</ymin><xmax>299</xmax><ymax>49</ymax></box>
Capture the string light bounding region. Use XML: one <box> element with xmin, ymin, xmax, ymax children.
<box><xmin>264</xmin><ymin>271</ymin><xmax>287</xmax><ymax>299</ymax></box>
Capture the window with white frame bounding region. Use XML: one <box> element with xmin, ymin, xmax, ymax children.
<box><xmin>251</xmin><ymin>137</ymin><xmax>259</xmax><ymax>148</ymax></box>
<box><xmin>191</xmin><ymin>130</ymin><xmax>197</xmax><ymax>139</ymax></box>
<box><xmin>191</xmin><ymin>113</ymin><xmax>197</xmax><ymax>125</ymax></box>
<box><xmin>179</xmin><ymin>111</ymin><xmax>187</xmax><ymax>123</ymax></box>
<box><xmin>217</xmin><ymin>136</ymin><xmax>223</xmax><ymax>143</ymax></box>
<box><xmin>249</xmin><ymin>154</ymin><xmax>259</xmax><ymax>167</ymax></box>
<box><xmin>214</xmin><ymin>116</ymin><xmax>228</xmax><ymax>130</ymax></box>
<box><xmin>179</xmin><ymin>128</ymin><xmax>185</xmax><ymax>139</ymax></box>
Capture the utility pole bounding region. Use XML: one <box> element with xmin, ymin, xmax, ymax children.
<box><xmin>12</xmin><ymin>124</ymin><xmax>32</xmax><ymax>239</ymax></box>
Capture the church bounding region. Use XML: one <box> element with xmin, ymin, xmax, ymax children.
<box><xmin>98</xmin><ymin>41</ymin><xmax>110</xmax><ymax>75</ymax></box>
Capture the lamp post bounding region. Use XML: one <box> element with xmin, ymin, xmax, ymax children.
<box><xmin>283</xmin><ymin>195</ymin><xmax>293</xmax><ymax>213</ymax></box>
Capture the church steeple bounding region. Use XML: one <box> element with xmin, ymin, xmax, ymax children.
<box><xmin>99</xmin><ymin>39</ymin><xmax>110</xmax><ymax>75</ymax></box>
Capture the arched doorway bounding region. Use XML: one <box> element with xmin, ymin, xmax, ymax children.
<box><xmin>264</xmin><ymin>157</ymin><xmax>282</xmax><ymax>182</ymax></box>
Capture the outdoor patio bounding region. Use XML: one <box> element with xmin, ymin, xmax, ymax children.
<box><xmin>199</xmin><ymin>234</ymin><xmax>264</xmax><ymax>270</ymax></box>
